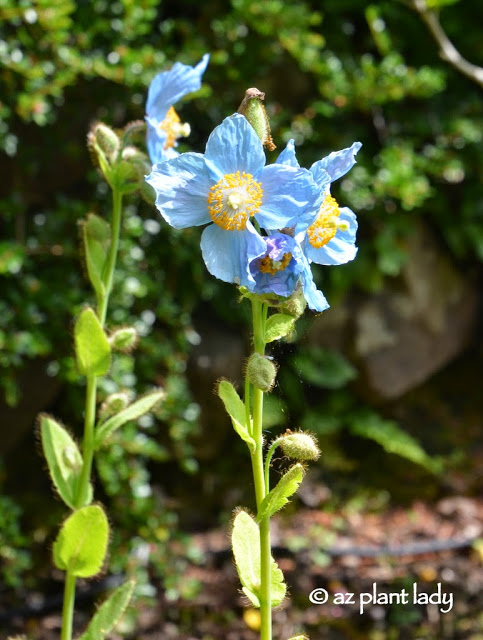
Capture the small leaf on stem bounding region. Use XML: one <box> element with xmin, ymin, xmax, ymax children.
<box><xmin>217</xmin><ymin>380</ymin><xmax>255</xmax><ymax>452</ymax></box>
<box><xmin>78</xmin><ymin>579</ymin><xmax>136</xmax><ymax>640</ymax></box>
<box><xmin>74</xmin><ymin>307</ymin><xmax>111</xmax><ymax>377</ymax></box>
<box><xmin>257</xmin><ymin>463</ymin><xmax>305</xmax><ymax>521</ymax></box>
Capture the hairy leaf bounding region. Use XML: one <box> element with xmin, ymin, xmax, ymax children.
<box><xmin>258</xmin><ymin>463</ymin><xmax>305</xmax><ymax>520</ymax></box>
<box><xmin>82</xmin><ymin>214</ymin><xmax>111</xmax><ymax>299</ymax></box>
<box><xmin>264</xmin><ymin>313</ymin><xmax>295</xmax><ymax>343</ymax></box>
<box><xmin>78</xmin><ymin>579</ymin><xmax>135</xmax><ymax>640</ymax></box>
<box><xmin>74</xmin><ymin>307</ymin><xmax>111</xmax><ymax>377</ymax></box>
<box><xmin>218</xmin><ymin>380</ymin><xmax>255</xmax><ymax>452</ymax></box>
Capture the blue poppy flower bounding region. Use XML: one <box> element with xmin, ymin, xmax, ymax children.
<box><xmin>145</xmin><ymin>114</ymin><xmax>320</xmax><ymax>287</ymax></box>
<box><xmin>277</xmin><ymin>140</ymin><xmax>361</xmax><ymax>266</ymax></box>
<box><xmin>248</xmin><ymin>232</ymin><xmax>329</xmax><ymax>312</ymax></box>
<box><xmin>145</xmin><ymin>54</ymin><xmax>209</xmax><ymax>164</ymax></box>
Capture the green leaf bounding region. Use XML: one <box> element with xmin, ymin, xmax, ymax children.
<box><xmin>78</xmin><ymin>579</ymin><xmax>135</xmax><ymax>640</ymax></box>
<box><xmin>258</xmin><ymin>463</ymin><xmax>305</xmax><ymax>521</ymax></box>
<box><xmin>74</xmin><ymin>307</ymin><xmax>111</xmax><ymax>377</ymax></box>
<box><xmin>217</xmin><ymin>380</ymin><xmax>255</xmax><ymax>453</ymax></box>
<box><xmin>82</xmin><ymin>214</ymin><xmax>111</xmax><ymax>298</ymax></box>
<box><xmin>53</xmin><ymin>505</ymin><xmax>109</xmax><ymax>578</ymax></box>
<box><xmin>349</xmin><ymin>412</ymin><xmax>442</xmax><ymax>474</ymax></box>
<box><xmin>292</xmin><ymin>347</ymin><xmax>357</xmax><ymax>389</ymax></box>
<box><xmin>231</xmin><ymin>510</ymin><xmax>286</xmax><ymax>608</ymax></box>
<box><xmin>264</xmin><ymin>313</ymin><xmax>295</xmax><ymax>343</ymax></box>
<box><xmin>94</xmin><ymin>390</ymin><xmax>165</xmax><ymax>450</ymax></box>
<box><xmin>40</xmin><ymin>414</ymin><xmax>92</xmax><ymax>509</ymax></box>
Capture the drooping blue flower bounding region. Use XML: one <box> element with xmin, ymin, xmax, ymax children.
<box><xmin>277</xmin><ymin>140</ymin><xmax>361</xmax><ymax>266</ymax></box>
<box><xmin>145</xmin><ymin>114</ymin><xmax>320</xmax><ymax>287</ymax></box>
<box><xmin>248</xmin><ymin>232</ymin><xmax>329</xmax><ymax>312</ymax></box>
<box><xmin>145</xmin><ymin>54</ymin><xmax>209</xmax><ymax>164</ymax></box>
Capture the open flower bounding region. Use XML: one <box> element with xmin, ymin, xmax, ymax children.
<box><xmin>277</xmin><ymin>140</ymin><xmax>361</xmax><ymax>266</ymax></box>
<box><xmin>146</xmin><ymin>114</ymin><xmax>319</xmax><ymax>287</ymax></box>
<box><xmin>248</xmin><ymin>233</ymin><xmax>329</xmax><ymax>312</ymax></box>
<box><xmin>145</xmin><ymin>54</ymin><xmax>209</xmax><ymax>164</ymax></box>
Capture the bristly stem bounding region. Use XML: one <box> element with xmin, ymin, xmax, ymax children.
<box><xmin>61</xmin><ymin>185</ymin><xmax>123</xmax><ymax>640</ymax></box>
<box><xmin>247</xmin><ymin>296</ymin><xmax>272</xmax><ymax>640</ymax></box>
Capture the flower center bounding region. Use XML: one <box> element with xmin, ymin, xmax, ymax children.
<box><xmin>259</xmin><ymin>252</ymin><xmax>293</xmax><ymax>275</ymax></box>
<box><xmin>306</xmin><ymin>195</ymin><xmax>346</xmax><ymax>249</ymax></box>
<box><xmin>159</xmin><ymin>106</ymin><xmax>191</xmax><ymax>150</ymax></box>
<box><xmin>207</xmin><ymin>171</ymin><xmax>263</xmax><ymax>231</ymax></box>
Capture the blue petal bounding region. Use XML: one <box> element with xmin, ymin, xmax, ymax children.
<box><xmin>310</xmin><ymin>141</ymin><xmax>362</xmax><ymax>183</ymax></box>
<box><xmin>204</xmin><ymin>114</ymin><xmax>266</xmax><ymax>181</ymax></box>
<box><xmin>146</xmin><ymin>117</ymin><xmax>179</xmax><ymax>165</ymax></box>
<box><xmin>276</xmin><ymin>139</ymin><xmax>300</xmax><ymax>167</ymax></box>
<box><xmin>248</xmin><ymin>233</ymin><xmax>303</xmax><ymax>297</ymax></box>
<box><xmin>305</xmin><ymin>208</ymin><xmax>358</xmax><ymax>266</ymax></box>
<box><xmin>200</xmin><ymin>222</ymin><xmax>266</xmax><ymax>286</ymax></box>
<box><xmin>256</xmin><ymin>164</ymin><xmax>319</xmax><ymax>230</ymax></box>
<box><xmin>146</xmin><ymin>54</ymin><xmax>209</xmax><ymax>122</ymax></box>
<box><xmin>300</xmin><ymin>259</ymin><xmax>329</xmax><ymax>312</ymax></box>
<box><xmin>145</xmin><ymin>153</ymin><xmax>212</xmax><ymax>229</ymax></box>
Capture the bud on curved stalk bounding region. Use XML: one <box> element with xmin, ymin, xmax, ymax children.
<box><xmin>238</xmin><ymin>88</ymin><xmax>276</xmax><ymax>151</ymax></box>
<box><xmin>280</xmin><ymin>431</ymin><xmax>320</xmax><ymax>461</ymax></box>
<box><xmin>246</xmin><ymin>353</ymin><xmax>277</xmax><ymax>392</ymax></box>
<box><xmin>88</xmin><ymin>123</ymin><xmax>120</xmax><ymax>166</ymax></box>
<box><xmin>108</xmin><ymin>326</ymin><xmax>138</xmax><ymax>352</ymax></box>
<box><xmin>99</xmin><ymin>391</ymin><xmax>130</xmax><ymax>422</ymax></box>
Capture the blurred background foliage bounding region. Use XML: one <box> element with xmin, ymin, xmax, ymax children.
<box><xmin>0</xmin><ymin>0</ymin><xmax>482</xmax><ymax>613</ymax></box>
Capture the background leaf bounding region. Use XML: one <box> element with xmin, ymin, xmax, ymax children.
<box><xmin>78</xmin><ymin>579</ymin><xmax>135</xmax><ymax>640</ymax></box>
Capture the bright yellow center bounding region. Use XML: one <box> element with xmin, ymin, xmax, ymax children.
<box><xmin>306</xmin><ymin>195</ymin><xmax>343</xmax><ymax>249</ymax></box>
<box><xmin>259</xmin><ymin>252</ymin><xmax>293</xmax><ymax>275</ymax></box>
<box><xmin>159</xmin><ymin>106</ymin><xmax>191</xmax><ymax>150</ymax></box>
<box><xmin>207</xmin><ymin>171</ymin><xmax>263</xmax><ymax>231</ymax></box>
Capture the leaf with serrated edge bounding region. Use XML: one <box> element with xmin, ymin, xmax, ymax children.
<box><xmin>218</xmin><ymin>380</ymin><xmax>255</xmax><ymax>452</ymax></box>
<box><xmin>40</xmin><ymin>414</ymin><xmax>92</xmax><ymax>509</ymax></box>
<box><xmin>94</xmin><ymin>390</ymin><xmax>165</xmax><ymax>450</ymax></box>
<box><xmin>53</xmin><ymin>505</ymin><xmax>109</xmax><ymax>578</ymax></box>
<box><xmin>258</xmin><ymin>464</ymin><xmax>304</xmax><ymax>521</ymax></box>
<box><xmin>232</xmin><ymin>510</ymin><xmax>286</xmax><ymax>608</ymax></box>
<box><xmin>78</xmin><ymin>580</ymin><xmax>135</xmax><ymax>640</ymax></box>
<box><xmin>74</xmin><ymin>308</ymin><xmax>111</xmax><ymax>377</ymax></box>
<box><xmin>264</xmin><ymin>314</ymin><xmax>295</xmax><ymax>343</ymax></box>
<box><xmin>82</xmin><ymin>214</ymin><xmax>110</xmax><ymax>298</ymax></box>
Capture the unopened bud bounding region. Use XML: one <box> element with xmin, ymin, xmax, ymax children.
<box><xmin>237</xmin><ymin>88</ymin><xmax>276</xmax><ymax>151</ymax></box>
<box><xmin>109</xmin><ymin>327</ymin><xmax>138</xmax><ymax>352</ymax></box>
<box><xmin>62</xmin><ymin>446</ymin><xmax>80</xmax><ymax>471</ymax></box>
<box><xmin>246</xmin><ymin>353</ymin><xmax>277</xmax><ymax>392</ymax></box>
<box><xmin>280</xmin><ymin>431</ymin><xmax>320</xmax><ymax>461</ymax></box>
<box><xmin>99</xmin><ymin>391</ymin><xmax>130</xmax><ymax>421</ymax></box>
<box><xmin>88</xmin><ymin>122</ymin><xmax>120</xmax><ymax>163</ymax></box>
<box><xmin>280</xmin><ymin>286</ymin><xmax>307</xmax><ymax>319</ymax></box>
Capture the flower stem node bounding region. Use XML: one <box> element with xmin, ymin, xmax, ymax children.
<box><xmin>280</xmin><ymin>431</ymin><xmax>320</xmax><ymax>461</ymax></box>
<box><xmin>108</xmin><ymin>327</ymin><xmax>138</xmax><ymax>352</ymax></box>
<box><xmin>246</xmin><ymin>353</ymin><xmax>277</xmax><ymax>392</ymax></box>
<box><xmin>237</xmin><ymin>87</ymin><xmax>276</xmax><ymax>151</ymax></box>
<box><xmin>99</xmin><ymin>392</ymin><xmax>130</xmax><ymax>421</ymax></box>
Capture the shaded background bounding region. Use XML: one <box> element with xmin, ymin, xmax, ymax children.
<box><xmin>0</xmin><ymin>0</ymin><xmax>482</xmax><ymax>638</ymax></box>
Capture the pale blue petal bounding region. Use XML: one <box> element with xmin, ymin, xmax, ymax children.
<box><xmin>311</xmin><ymin>142</ymin><xmax>362</xmax><ymax>183</ymax></box>
<box><xmin>256</xmin><ymin>164</ymin><xmax>319</xmax><ymax>230</ymax></box>
<box><xmin>204</xmin><ymin>114</ymin><xmax>265</xmax><ymax>181</ymax></box>
<box><xmin>200</xmin><ymin>222</ymin><xmax>266</xmax><ymax>286</ymax></box>
<box><xmin>305</xmin><ymin>209</ymin><xmax>358</xmax><ymax>265</ymax></box>
<box><xmin>146</xmin><ymin>117</ymin><xmax>179</xmax><ymax>165</ymax></box>
<box><xmin>300</xmin><ymin>259</ymin><xmax>330</xmax><ymax>312</ymax></box>
<box><xmin>145</xmin><ymin>153</ymin><xmax>212</xmax><ymax>229</ymax></box>
<box><xmin>276</xmin><ymin>139</ymin><xmax>300</xmax><ymax>167</ymax></box>
<box><xmin>146</xmin><ymin>54</ymin><xmax>209</xmax><ymax>121</ymax></box>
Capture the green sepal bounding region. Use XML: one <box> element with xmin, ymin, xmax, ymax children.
<box><xmin>82</xmin><ymin>214</ymin><xmax>111</xmax><ymax>299</ymax></box>
<box><xmin>217</xmin><ymin>380</ymin><xmax>255</xmax><ymax>453</ymax></box>
<box><xmin>264</xmin><ymin>314</ymin><xmax>295</xmax><ymax>343</ymax></box>
<box><xmin>257</xmin><ymin>463</ymin><xmax>304</xmax><ymax>521</ymax></box>
<box><xmin>231</xmin><ymin>510</ymin><xmax>286</xmax><ymax>608</ymax></box>
<box><xmin>77</xmin><ymin>579</ymin><xmax>136</xmax><ymax>640</ymax></box>
<box><xmin>40</xmin><ymin>414</ymin><xmax>93</xmax><ymax>509</ymax></box>
<box><xmin>94</xmin><ymin>389</ymin><xmax>165</xmax><ymax>450</ymax></box>
<box><xmin>53</xmin><ymin>505</ymin><xmax>109</xmax><ymax>578</ymax></box>
<box><xmin>74</xmin><ymin>307</ymin><xmax>111</xmax><ymax>377</ymax></box>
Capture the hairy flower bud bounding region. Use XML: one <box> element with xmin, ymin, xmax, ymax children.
<box><xmin>280</xmin><ymin>287</ymin><xmax>307</xmax><ymax>319</ymax></box>
<box><xmin>108</xmin><ymin>327</ymin><xmax>138</xmax><ymax>352</ymax></box>
<box><xmin>280</xmin><ymin>431</ymin><xmax>320</xmax><ymax>461</ymax></box>
<box><xmin>99</xmin><ymin>391</ymin><xmax>130</xmax><ymax>421</ymax></box>
<box><xmin>237</xmin><ymin>88</ymin><xmax>276</xmax><ymax>151</ymax></box>
<box><xmin>88</xmin><ymin>122</ymin><xmax>120</xmax><ymax>164</ymax></box>
<box><xmin>246</xmin><ymin>353</ymin><xmax>277</xmax><ymax>392</ymax></box>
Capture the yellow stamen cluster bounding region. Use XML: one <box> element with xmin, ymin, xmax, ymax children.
<box><xmin>159</xmin><ymin>106</ymin><xmax>191</xmax><ymax>150</ymax></box>
<box><xmin>259</xmin><ymin>252</ymin><xmax>293</xmax><ymax>275</ymax></box>
<box><xmin>306</xmin><ymin>195</ymin><xmax>342</xmax><ymax>249</ymax></box>
<box><xmin>207</xmin><ymin>171</ymin><xmax>263</xmax><ymax>231</ymax></box>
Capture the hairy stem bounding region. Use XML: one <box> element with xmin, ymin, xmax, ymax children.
<box><xmin>60</xmin><ymin>571</ymin><xmax>76</xmax><ymax>640</ymax></box>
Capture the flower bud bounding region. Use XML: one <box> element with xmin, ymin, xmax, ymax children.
<box><xmin>246</xmin><ymin>353</ymin><xmax>277</xmax><ymax>392</ymax></box>
<box><xmin>237</xmin><ymin>88</ymin><xmax>276</xmax><ymax>151</ymax></box>
<box><xmin>88</xmin><ymin>122</ymin><xmax>120</xmax><ymax>164</ymax></box>
<box><xmin>109</xmin><ymin>326</ymin><xmax>138</xmax><ymax>352</ymax></box>
<box><xmin>99</xmin><ymin>391</ymin><xmax>130</xmax><ymax>421</ymax></box>
<box><xmin>280</xmin><ymin>286</ymin><xmax>307</xmax><ymax>319</ymax></box>
<box><xmin>280</xmin><ymin>431</ymin><xmax>320</xmax><ymax>461</ymax></box>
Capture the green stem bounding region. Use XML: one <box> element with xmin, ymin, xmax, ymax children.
<box><xmin>60</xmin><ymin>571</ymin><xmax>76</xmax><ymax>640</ymax></box>
<box><xmin>264</xmin><ymin>437</ymin><xmax>283</xmax><ymax>493</ymax></box>
<box><xmin>75</xmin><ymin>374</ymin><xmax>97</xmax><ymax>507</ymax></box>
<box><xmin>98</xmin><ymin>187</ymin><xmax>123</xmax><ymax>325</ymax></box>
<box><xmin>247</xmin><ymin>297</ymin><xmax>272</xmax><ymax>640</ymax></box>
